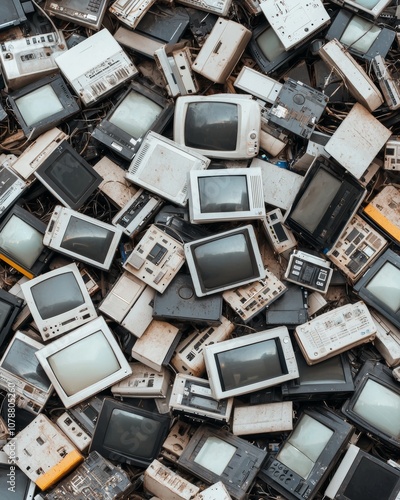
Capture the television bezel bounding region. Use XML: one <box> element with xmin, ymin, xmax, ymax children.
<box><xmin>325</xmin><ymin>9</ymin><xmax>396</xmax><ymax>61</ymax></box>
<box><xmin>0</xmin><ymin>204</ymin><xmax>53</xmax><ymax>279</ymax></box>
<box><xmin>0</xmin><ymin>450</ymin><xmax>35</xmax><ymax>500</ymax></box>
<box><xmin>353</xmin><ymin>248</ymin><xmax>400</xmax><ymax>329</ymax></box>
<box><xmin>89</xmin><ymin>397</ymin><xmax>171</xmax><ymax>467</ymax></box>
<box><xmin>173</xmin><ymin>94</ymin><xmax>261</xmax><ymax>160</ymax></box>
<box><xmin>203</xmin><ymin>326</ymin><xmax>299</xmax><ymax>399</ymax></box>
<box><xmin>0</xmin><ymin>0</ymin><xmax>27</xmax><ymax>31</ymax></box>
<box><xmin>341</xmin><ymin>360</ymin><xmax>400</xmax><ymax>450</ymax></box>
<box><xmin>8</xmin><ymin>74</ymin><xmax>80</xmax><ymax>140</ymax></box>
<box><xmin>92</xmin><ymin>80</ymin><xmax>174</xmax><ymax>161</ymax></box>
<box><xmin>35</xmin><ymin>316</ymin><xmax>132</xmax><ymax>408</ymax></box>
<box><xmin>0</xmin><ymin>288</ymin><xmax>23</xmax><ymax>353</ymax></box>
<box><xmin>20</xmin><ymin>263</ymin><xmax>97</xmax><ymax>340</ymax></box>
<box><xmin>43</xmin><ymin>205</ymin><xmax>123</xmax><ymax>271</ymax></box>
<box><xmin>184</xmin><ymin>224</ymin><xmax>266</xmax><ymax>297</ymax></box>
<box><xmin>188</xmin><ymin>167</ymin><xmax>266</xmax><ymax>224</ymax></box>
<box><xmin>329</xmin><ymin>0</ymin><xmax>391</xmax><ymax>18</ymax></box>
<box><xmin>34</xmin><ymin>139</ymin><xmax>103</xmax><ymax>210</ymax></box>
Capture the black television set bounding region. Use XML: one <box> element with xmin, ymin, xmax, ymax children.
<box><xmin>89</xmin><ymin>397</ymin><xmax>171</xmax><ymax>467</ymax></box>
<box><xmin>0</xmin><ymin>0</ymin><xmax>26</xmax><ymax>32</ymax></box>
<box><xmin>0</xmin><ymin>204</ymin><xmax>53</xmax><ymax>279</ymax></box>
<box><xmin>34</xmin><ymin>140</ymin><xmax>103</xmax><ymax>210</ymax></box>
<box><xmin>353</xmin><ymin>248</ymin><xmax>400</xmax><ymax>329</ymax></box>
<box><xmin>325</xmin><ymin>9</ymin><xmax>395</xmax><ymax>61</ymax></box>
<box><xmin>284</xmin><ymin>156</ymin><xmax>366</xmax><ymax>253</ymax></box>
<box><xmin>0</xmin><ymin>451</ymin><xmax>35</xmax><ymax>500</ymax></box>
<box><xmin>8</xmin><ymin>74</ymin><xmax>80</xmax><ymax>140</ymax></box>
<box><xmin>92</xmin><ymin>80</ymin><xmax>174</xmax><ymax>161</ymax></box>
<box><xmin>341</xmin><ymin>360</ymin><xmax>400</xmax><ymax>450</ymax></box>
<box><xmin>0</xmin><ymin>288</ymin><xmax>23</xmax><ymax>354</ymax></box>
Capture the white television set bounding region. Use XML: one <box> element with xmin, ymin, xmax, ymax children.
<box><xmin>188</xmin><ymin>167</ymin><xmax>266</xmax><ymax>224</ymax></box>
<box><xmin>173</xmin><ymin>94</ymin><xmax>261</xmax><ymax>160</ymax></box>
<box><xmin>203</xmin><ymin>326</ymin><xmax>299</xmax><ymax>399</ymax></box>
<box><xmin>20</xmin><ymin>263</ymin><xmax>97</xmax><ymax>341</ymax></box>
<box><xmin>35</xmin><ymin>316</ymin><xmax>132</xmax><ymax>408</ymax></box>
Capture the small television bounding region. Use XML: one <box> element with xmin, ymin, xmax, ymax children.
<box><xmin>8</xmin><ymin>74</ymin><xmax>80</xmax><ymax>140</ymax></box>
<box><xmin>324</xmin><ymin>444</ymin><xmax>400</xmax><ymax>500</ymax></box>
<box><xmin>329</xmin><ymin>0</ymin><xmax>391</xmax><ymax>18</ymax></box>
<box><xmin>341</xmin><ymin>360</ymin><xmax>400</xmax><ymax>450</ymax></box>
<box><xmin>284</xmin><ymin>156</ymin><xmax>366</xmax><ymax>252</ymax></box>
<box><xmin>173</xmin><ymin>94</ymin><xmax>261</xmax><ymax>160</ymax></box>
<box><xmin>0</xmin><ymin>204</ymin><xmax>53</xmax><ymax>279</ymax></box>
<box><xmin>0</xmin><ymin>451</ymin><xmax>35</xmax><ymax>500</ymax></box>
<box><xmin>35</xmin><ymin>316</ymin><xmax>132</xmax><ymax>408</ymax></box>
<box><xmin>92</xmin><ymin>80</ymin><xmax>174</xmax><ymax>161</ymax></box>
<box><xmin>188</xmin><ymin>167</ymin><xmax>265</xmax><ymax>224</ymax></box>
<box><xmin>0</xmin><ymin>288</ymin><xmax>23</xmax><ymax>353</ymax></box>
<box><xmin>325</xmin><ymin>9</ymin><xmax>395</xmax><ymax>61</ymax></box>
<box><xmin>43</xmin><ymin>205</ymin><xmax>123</xmax><ymax>271</ymax></box>
<box><xmin>34</xmin><ymin>140</ymin><xmax>103</xmax><ymax>210</ymax></box>
<box><xmin>89</xmin><ymin>397</ymin><xmax>170</xmax><ymax>467</ymax></box>
<box><xmin>0</xmin><ymin>1</ymin><xmax>26</xmax><ymax>31</ymax></box>
<box><xmin>184</xmin><ymin>224</ymin><xmax>265</xmax><ymax>297</ymax></box>
<box><xmin>203</xmin><ymin>326</ymin><xmax>299</xmax><ymax>400</ymax></box>
<box><xmin>20</xmin><ymin>263</ymin><xmax>97</xmax><ymax>341</ymax></box>
<box><xmin>353</xmin><ymin>248</ymin><xmax>400</xmax><ymax>329</ymax></box>
<box><xmin>177</xmin><ymin>425</ymin><xmax>267</xmax><ymax>500</ymax></box>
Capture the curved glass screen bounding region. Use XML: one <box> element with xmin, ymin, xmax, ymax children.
<box><xmin>198</xmin><ymin>175</ymin><xmax>250</xmax><ymax>213</ymax></box>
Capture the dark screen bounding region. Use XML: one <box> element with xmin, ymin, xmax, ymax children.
<box><xmin>30</xmin><ymin>272</ymin><xmax>85</xmax><ymax>320</ymax></box>
<box><xmin>184</xmin><ymin>102</ymin><xmax>238</xmax><ymax>151</ymax></box>
<box><xmin>0</xmin><ymin>465</ymin><xmax>32</xmax><ymax>499</ymax></box>
<box><xmin>298</xmin><ymin>354</ymin><xmax>346</xmax><ymax>385</ymax></box>
<box><xmin>0</xmin><ymin>300</ymin><xmax>12</xmax><ymax>331</ymax></box>
<box><xmin>216</xmin><ymin>339</ymin><xmax>284</xmax><ymax>391</ymax></box>
<box><xmin>0</xmin><ymin>1</ymin><xmax>19</xmax><ymax>26</ymax></box>
<box><xmin>198</xmin><ymin>175</ymin><xmax>250</xmax><ymax>213</ymax></box>
<box><xmin>193</xmin><ymin>233</ymin><xmax>255</xmax><ymax>291</ymax></box>
<box><xmin>60</xmin><ymin>216</ymin><xmax>115</xmax><ymax>264</ymax></box>
<box><xmin>342</xmin><ymin>456</ymin><xmax>399</xmax><ymax>500</ymax></box>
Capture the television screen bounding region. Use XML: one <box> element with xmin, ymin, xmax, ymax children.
<box><xmin>0</xmin><ymin>0</ymin><xmax>26</xmax><ymax>31</ymax></box>
<box><xmin>198</xmin><ymin>175</ymin><xmax>249</xmax><ymax>213</ymax></box>
<box><xmin>364</xmin><ymin>262</ymin><xmax>400</xmax><ymax>313</ymax></box>
<box><xmin>0</xmin><ymin>463</ymin><xmax>34</xmax><ymax>500</ymax></box>
<box><xmin>299</xmin><ymin>355</ymin><xmax>346</xmax><ymax>385</ymax></box>
<box><xmin>340</xmin><ymin>16</ymin><xmax>380</xmax><ymax>53</ymax></box>
<box><xmin>0</xmin><ymin>301</ymin><xmax>12</xmax><ymax>332</ymax></box>
<box><xmin>256</xmin><ymin>26</ymin><xmax>286</xmax><ymax>61</ymax></box>
<box><xmin>15</xmin><ymin>85</ymin><xmax>64</xmax><ymax>127</ymax></box>
<box><xmin>194</xmin><ymin>436</ymin><xmax>237</xmax><ymax>475</ymax></box>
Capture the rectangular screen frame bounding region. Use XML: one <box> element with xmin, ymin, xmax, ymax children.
<box><xmin>0</xmin><ymin>0</ymin><xmax>27</xmax><ymax>31</ymax></box>
<box><xmin>0</xmin><ymin>288</ymin><xmax>23</xmax><ymax>353</ymax></box>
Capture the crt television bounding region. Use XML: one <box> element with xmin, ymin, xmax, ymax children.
<box><xmin>8</xmin><ymin>74</ymin><xmax>80</xmax><ymax>140</ymax></box>
<box><xmin>20</xmin><ymin>263</ymin><xmax>97</xmax><ymax>341</ymax></box>
<box><xmin>0</xmin><ymin>451</ymin><xmax>35</xmax><ymax>500</ymax></box>
<box><xmin>353</xmin><ymin>248</ymin><xmax>400</xmax><ymax>329</ymax></box>
<box><xmin>89</xmin><ymin>397</ymin><xmax>170</xmax><ymax>467</ymax></box>
<box><xmin>188</xmin><ymin>167</ymin><xmax>265</xmax><ymax>224</ymax></box>
<box><xmin>173</xmin><ymin>94</ymin><xmax>261</xmax><ymax>160</ymax></box>
<box><xmin>92</xmin><ymin>80</ymin><xmax>174</xmax><ymax>161</ymax></box>
<box><xmin>35</xmin><ymin>316</ymin><xmax>132</xmax><ymax>408</ymax></box>
<box><xmin>203</xmin><ymin>326</ymin><xmax>299</xmax><ymax>400</ymax></box>
<box><xmin>184</xmin><ymin>224</ymin><xmax>265</xmax><ymax>297</ymax></box>
<box><xmin>0</xmin><ymin>204</ymin><xmax>53</xmax><ymax>279</ymax></box>
<box><xmin>341</xmin><ymin>360</ymin><xmax>400</xmax><ymax>450</ymax></box>
<box><xmin>329</xmin><ymin>0</ymin><xmax>391</xmax><ymax>18</ymax></box>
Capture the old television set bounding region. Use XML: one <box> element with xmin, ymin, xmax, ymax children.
<box><xmin>0</xmin><ymin>204</ymin><xmax>53</xmax><ymax>279</ymax></box>
<box><xmin>188</xmin><ymin>167</ymin><xmax>265</xmax><ymax>224</ymax></box>
<box><xmin>8</xmin><ymin>74</ymin><xmax>80</xmax><ymax>140</ymax></box>
<box><xmin>259</xmin><ymin>407</ymin><xmax>354</xmax><ymax>500</ymax></box>
<box><xmin>0</xmin><ymin>288</ymin><xmax>23</xmax><ymax>352</ymax></box>
<box><xmin>0</xmin><ymin>451</ymin><xmax>35</xmax><ymax>500</ymax></box>
<box><xmin>43</xmin><ymin>206</ymin><xmax>123</xmax><ymax>271</ymax></box>
<box><xmin>354</xmin><ymin>248</ymin><xmax>400</xmax><ymax>329</ymax></box>
<box><xmin>20</xmin><ymin>263</ymin><xmax>97</xmax><ymax>340</ymax></box>
<box><xmin>184</xmin><ymin>225</ymin><xmax>265</xmax><ymax>297</ymax></box>
<box><xmin>203</xmin><ymin>326</ymin><xmax>299</xmax><ymax>400</ymax></box>
<box><xmin>324</xmin><ymin>444</ymin><xmax>400</xmax><ymax>500</ymax></box>
<box><xmin>92</xmin><ymin>80</ymin><xmax>174</xmax><ymax>161</ymax></box>
<box><xmin>177</xmin><ymin>425</ymin><xmax>267</xmax><ymax>500</ymax></box>
<box><xmin>89</xmin><ymin>397</ymin><xmax>170</xmax><ymax>467</ymax></box>
<box><xmin>284</xmin><ymin>156</ymin><xmax>366</xmax><ymax>252</ymax></box>
<box><xmin>341</xmin><ymin>360</ymin><xmax>400</xmax><ymax>450</ymax></box>
<box><xmin>34</xmin><ymin>140</ymin><xmax>102</xmax><ymax>210</ymax></box>
<box><xmin>35</xmin><ymin>316</ymin><xmax>132</xmax><ymax>408</ymax></box>
<box><xmin>325</xmin><ymin>9</ymin><xmax>395</xmax><ymax>61</ymax></box>
<box><xmin>173</xmin><ymin>94</ymin><xmax>261</xmax><ymax>160</ymax></box>
<box><xmin>329</xmin><ymin>0</ymin><xmax>391</xmax><ymax>18</ymax></box>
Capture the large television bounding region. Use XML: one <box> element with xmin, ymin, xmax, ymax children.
<box><xmin>173</xmin><ymin>94</ymin><xmax>261</xmax><ymax>160</ymax></box>
<box><xmin>341</xmin><ymin>360</ymin><xmax>400</xmax><ymax>450</ymax></box>
<box><xmin>259</xmin><ymin>408</ymin><xmax>354</xmax><ymax>500</ymax></box>
<box><xmin>203</xmin><ymin>326</ymin><xmax>299</xmax><ymax>399</ymax></box>
<box><xmin>353</xmin><ymin>248</ymin><xmax>400</xmax><ymax>329</ymax></box>
<box><xmin>20</xmin><ymin>263</ymin><xmax>97</xmax><ymax>341</ymax></box>
<box><xmin>0</xmin><ymin>204</ymin><xmax>53</xmax><ymax>279</ymax></box>
<box><xmin>0</xmin><ymin>451</ymin><xmax>35</xmax><ymax>500</ymax></box>
<box><xmin>89</xmin><ymin>397</ymin><xmax>170</xmax><ymax>467</ymax></box>
<box><xmin>184</xmin><ymin>225</ymin><xmax>265</xmax><ymax>297</ymax></box>
<box><xmin>8</xmin><ymin>74</ymin><xmax>80</xmax><ymax>140</ymax></box>
<box><xmin>92</xmin><ymin>80</ymin><xmax>174</xmax><ymax>161</ymax></box>
<box><xmin>284</xmin><ymin>156</ymin><xmax>366</xmax><ymax>252</ymax></box>
<box><xmin>325</xmin><ymin>9</ymin><xmax>395</xmax><ymax>61</ymax></box>
<box><xmin>188</xmin><ymin>167</ymin><xmax>265</xmax><ymax>224</ymax></box>
<box><xmin>35</xmin><ymin>316</ymin><xmax>132</xmax><ymax>408</ymax></box>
